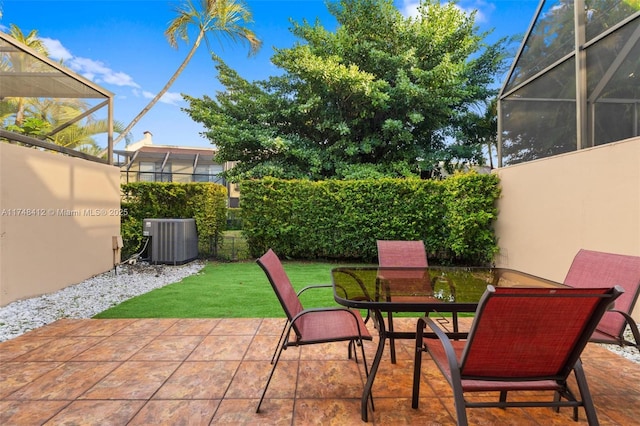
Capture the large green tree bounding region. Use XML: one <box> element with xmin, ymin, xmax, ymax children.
<box><xmin>185</xmin><ymin>0</ymin><xmax>509</xmax><ymax>180</ymax></box>
<box><xmin>112</xmin><ymin>0</ymin><xmax>261</xmax><ymax>147</ymax></box>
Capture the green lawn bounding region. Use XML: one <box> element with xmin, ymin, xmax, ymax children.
<box><xmin>94</xmin><ymin>259</ymin><xmax>469</xmax><ymax>320</ymax></box>
<box><xmin>94</xmin><ymin>260</ymin><xmax>357</xmax><ymax>319</ymax></box>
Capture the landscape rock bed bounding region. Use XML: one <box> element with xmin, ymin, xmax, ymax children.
<box><xmin>0</xmin><ymin>261</ymin><xmax>205</xmax><ymax>342</ymax></box>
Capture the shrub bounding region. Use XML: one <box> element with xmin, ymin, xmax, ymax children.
<box><xmin>240</xmin><ymin>173</ymin><xmax>500</xmax><ymax>265</ymax></box>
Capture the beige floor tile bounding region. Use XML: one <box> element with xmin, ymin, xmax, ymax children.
<box><xmin>153</xmin><ymin>361</ymin><xmax>239</xmax><ymax>400</ymax></box>
<box><xmin>0</xmin><ymin>318</ymin><xmax>637</xmax><ymax>425</ymax></box>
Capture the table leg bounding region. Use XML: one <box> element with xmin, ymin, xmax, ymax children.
<box><xmin>388</xmin><ymin>311</ymin><xmax>396</xmax><ymax>364</ymax></box>
<box><xmin>362</xmin><ymin>308</ymin><xmax>386</xmax><ymax>422</ymax></box>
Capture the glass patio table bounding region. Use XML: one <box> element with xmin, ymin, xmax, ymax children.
<box><xmin>331</xmin><ymin>266</ymin><xmax>566</xmax><ymax>422</ymax></box>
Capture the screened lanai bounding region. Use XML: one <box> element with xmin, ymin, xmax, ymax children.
<box><xmin>498</xmin><ymin>0</ymin><xmax>640</xmax><ymax>166</ymax></box>
<box><xmin>0</xmin><ymin>31</ymin><xmax>114</xmax><ymax>164</ymax></box>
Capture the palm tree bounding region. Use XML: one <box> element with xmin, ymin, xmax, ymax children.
<box><xmin>27</xmin><ymin>98</ymin><xmax>129</xmax><ymax>154</ymax></box>
<box><xmin>56</xmin><ymin>120</ymin><xmax>127</xmax><ymax>156</ymax></box>
<box><xmin>112</xmin><ymin>0</ymin><xmax>262</xmax><ymax>146</ymax></box>
<box><xmin>4</xmin><ymin>24</ymin><xmax>49</xmax><ymax>127</ymax></box>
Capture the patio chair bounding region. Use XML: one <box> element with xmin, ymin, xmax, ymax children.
<box><xmin>255</xmin><ymin>249</ymin><xmax>372</xmax><ymax>413</ymax></box>
<box><xmin>377</xmin><ymin>240</ymin><xmax>431</xmax><ymax>363</ymax></box>
<box><xmin>564</xmin><ymin>249</ymin><xmax>640</xmax><ymax>349</ymax></box>
<box><xmin>412</xmin><ymin>285</ymin><xmax>624</xmax><ymax>426</ymax></box>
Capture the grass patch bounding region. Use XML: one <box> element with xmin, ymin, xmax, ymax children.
<box><xmin>94</xmin><ymin>260</ymin><xmax>348</xmax><ymax>319</ymax></box>
<box><xmin>94</xmin><ymin>260</ymin><xmax>473</xmax><ymax>320</ymax></box>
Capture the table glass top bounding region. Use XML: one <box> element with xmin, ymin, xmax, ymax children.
<box><xmin>331</xmin><ymin>266</ymin><xmax>564</xmax><ymax>310</ymax></box>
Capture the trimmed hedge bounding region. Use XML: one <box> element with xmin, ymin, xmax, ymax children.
<box><xmin>120</xmin><ymin>182</ymin><xmax>227</xmax><ymax>259</ymax></box>
<box><xmin>240</xmin><ymin>173</ymin><xmax>500</xmax><ymax>265</ymax></box>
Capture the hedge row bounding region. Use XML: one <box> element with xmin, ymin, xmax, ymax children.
<box><xmin>240</xmin><ymin>173</ymin><xmax>500</xmax><ymax>265</ymax></box>
<box><xmin>120</xmin><ymin>182</ymin><xmax>227</xmax><ymax>260</ymax></box>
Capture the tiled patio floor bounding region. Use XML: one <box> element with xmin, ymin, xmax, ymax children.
<box><xmin>1</xmin><ymin>317</ymin><xmax>639</xmax><ymax>425</ymax></box>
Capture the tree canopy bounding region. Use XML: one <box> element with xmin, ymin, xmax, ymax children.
<box><xmin>184</xmin><ymin>0</ymin><xmax>510</xmax><ymax>180</ymax></box>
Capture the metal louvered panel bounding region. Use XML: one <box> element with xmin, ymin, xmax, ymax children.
<box><xmin>142</xmin><ymin>219</ymin><xmax>198</xmax><ymax>265</ymax></box>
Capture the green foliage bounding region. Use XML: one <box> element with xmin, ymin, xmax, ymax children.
<box><xmin>240</xmin><ymin>172</ymin><xmax>500</xmax><ymax>265</ymax></box>
<box><xmin>5</xmin><ymin>117</ymin><xmax>51</xmax><ymax>137</ymax></box>
<box><xmin>120</xmin><ymin>182</ymin><xmax>227</xmax><ymax>259</ymax></box>
<box><xmin>184</xmin><ymin>0</ymin><xmax>511</xmax><ymax>181</ymax></box>
<box><xmin>442</xmin><ymin>173</ymin><xmax>501</xmax><ymax>264</ymax></box>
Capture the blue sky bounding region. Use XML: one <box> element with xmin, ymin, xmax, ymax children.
<box><xmin>1</xmin><ymin>0</ymin><xmax>540</xmax><ymax>150</ymax></box>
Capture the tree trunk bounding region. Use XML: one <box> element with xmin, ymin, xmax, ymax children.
<box><xmin>111</xmin><ymin>29</ymin><xmax>206</xmax><ymax>147</ymax></box>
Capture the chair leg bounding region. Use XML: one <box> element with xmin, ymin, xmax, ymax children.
<box><xmin>553</xmin><ymin>390</ymin><xmax>579</xmax><ymax>420</ymax></box>
<box><xmin>271</xmin><ymin>320</ymin><xmax>289</xmax><ymax>364</ymax></box>
<box><xmin>412</xmin><ymin>343</ymin><xmax>423</xmax><ymax>408</ymax></box>
<box><xmin>412</xmin><ymin>319</ymin><xmax>426</xmax><ymax>409</ymax></box>
<box><xmin>573</xmin><ymin>359</ymin><xmax>599</xmax><ymax>426</ymax></box>
<box><xmin>356</xmin><ymin>337</ymin><xmax>374</xmax><ymax>411</ymax></box>
<box><xmin>257</xmin><ymin>331</ymin><xmax>287</xmax><ymax>413</ymax></box>
<box><xmin>499</xmin><ymin>391</ymin><xmax>507</xmax><ymax>410</ymax></box>
<box><xmin>451</xmin><ymin>380</ymin><xmax>469</xmax><ymax>426</ymax></box>
<box><xmin>442</xmin><ymin>332</ymin><xmax>468</xmax><ymax>426</ymax></box>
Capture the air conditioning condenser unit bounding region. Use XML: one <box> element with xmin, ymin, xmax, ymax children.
<box><xmin>143</xmin><ymin>218</ymin><xmax>198</xmax><ymax>265</ymax></box>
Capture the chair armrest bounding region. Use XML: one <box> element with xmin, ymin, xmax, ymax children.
<box><xmin>608</xmin><ymin>309</ymin><xmax>640</xmax><ymax>348</ymax></box>
<box><xmin>297</xmin><ymin>284</ymin><xmax>333</xmax><ymax>296</ymax></box>
<box><xmin>417</xmin><ymin>316</ymin><xmax>463</xmax><ymax>380</ymax></box>
<box><xmin>296</xmin><ymin>306</ymin><xmax>355</xmax><ymax>315</ymax></box>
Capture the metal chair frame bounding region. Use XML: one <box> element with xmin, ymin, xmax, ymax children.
<box><xmin>412</xmin><ymin>285</ymin><xmax>624</xmax><ymax>426</ymax></box>
<box><xmin>256</xmin><ymin>249</ymin><xmax>372</xmax><ymax>413</ymax></box>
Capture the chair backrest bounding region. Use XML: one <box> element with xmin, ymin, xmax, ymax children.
<box><xmin>460</xmin><ymin>285</ymin><xmax>623</xmax><ymax>380</ymax></box>
<box><xmin>377</xmin><ymin>240</ymin><xmax>429</xmax><ymax>288</ymax></box>
<box><xmin>257</xmin><ymin>249</ymin><xmax>304</xmax><ymax>334</ymax></box>
<box><xmin>377</xmin><ymin>240</ymin><xmax>428</xmax><ymax>267</ymax></box>
<box><xmin>563</xmin><ymin>249</ymin><xmax>640</xmax><ymax>338</ymax></box>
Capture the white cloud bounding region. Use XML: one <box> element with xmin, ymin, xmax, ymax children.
<box><xmin>159</xmin><ymin>92</ymin><xmax>184</xmax><ymax>105</ymax></box>
<box><xmin>400</xmin><ymin>0</ymin><xmax>421</xmax><ymax>18</ymax></box>
<box><xmin>141</xmin><ymin>90</ymin><xmax>184</xmax><ymax>106</ymax></box>
<box><xmin>67</xmin><ymin>57</ymin><xmax>109</xmax><ymax>75</ymax></box>
<box><xmin>38</xmin><ymin>37</ymin><xmax>182</xmax><ymax>106</ymax></box>
<box><xmin>101</xmin><ymin>70</ymin><xmax>140</xmax><ymax>88</ymax></box>
<box><xmin>40</xmin><ymin>37</ymin><xmax>140</xmax><ymax>89</ymax></box>
<box><xmin>41</xmin><ymin>37</ymin><xmax>73</xmax><ymax>61</ymax></box>
<box><xmin>460</xmin><ymin>0</ymin><xmax>495</xmax><ymax>24</ymax></box>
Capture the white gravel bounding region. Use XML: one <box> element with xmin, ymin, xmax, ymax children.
<box><xmin>0</xmin><ymin>261</ymin><xmax>638</xmax><ymax>365</ymax></box>
<box><xmin>598</xmin><ymin>327</ymin><xmax>640</xmax><ymax>363</ymax></box>
<box><xmin>0</xmin><ymin>261</ymin><xmax>205</xmax><ymax>342</ymax></box>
